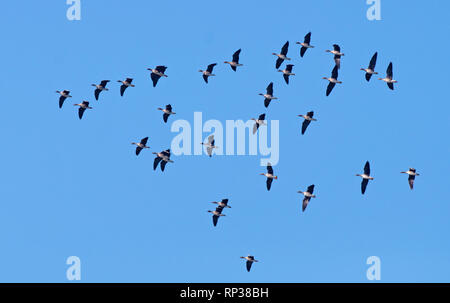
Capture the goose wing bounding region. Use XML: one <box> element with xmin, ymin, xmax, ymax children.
<box><xmin>78</xmin><ymin>107</ymin><xmax>86</xmax><ymax>119</ymax></box>
<box><xmin>275</xmin><ymin>57</ymin><xmax>284</xmax><ymax>69</ymax></box>
<box><xmin>386</xmin><ymin>62</ymin><xmax>393</xmax><ymax>79</ymax></box>
<box><xmin>207</xmin><ymin>63</ymin><xmax>217</xmax><ymax>73</ymax></box>
<box><xmin>361</xmin><ymin>178</ymin><xmax>369</xmax><ymax>195</ymax></box>
<box><xmin>59</xmin><ymin>96</ymin><xmax>66</xmax><ymax>108</ymax></box>
<box><xmin>302</xmin><ymin>197</ymin><xmax>311</xmax><ymax>212</ymax></box>
<box><xmin>364</xmin><ymin>161</ymin><xmax>371</xmax><ymax>175</ymax></box>
<box><xmin>369</xmin><ymin>52</ymin><xmax>378</xmax><ymax>70</ymax></box>
<box><xmin>135</xmin><ymin>146</ymin><xmax>143</xmax><ymax>156</ymax></box>
<box><xmin>280</xmin><ymin>41</ymin><xmax>289</xmax><ymax>56</ymax></box>
<box><xmin>232</xmin><ymin>49</ymin><xmax>241</xmax><ymax>63</ymax></box>
<box><xmin>301</xmin><ymin>119</ymin><xmax>311</xmax><ymax>135</ymax></box>
<box><xmin>307</xmin><ymin>184</ymin><xmax>315</xmax><ymax>194</ymax></box>
<box><xmin>153</xmin><ymin>156</ymin><xmax>162</xmax><ymax>170</ymax></box>
<box><xmin>151</xmin><ymin>73</ymin><xmax>161</xmax><ymax>87</ymax></box>
<box><xmin>246</xmin><ymin>260</ymin><xmax>253</xmax><ymax>272</ymax></box>
<box><xmin>304</xmin><ymin>32</ymin><xmax>311</xmax><ymax>44</ymax></box>
<box><xmin>140</xmin><ymin>137</ymin><xmax>149</xmax><ymax>145</ymax></box>
<box><xmin>155</xmin><ymin>66</ymin><xmax>167</xmax><ymax>74</ymax></box>
<box><xmin>120</xmin><ymin>85</ymin><xmax>127</xmax><ymax>96</ymax></box>
<box><xmin>267</xmin><ymin>163</ymin><xmax>273</xmax><ymax>175</ymax></box>
<box><xmin>285</xmin><ymin>64</ymin><xmax>294</xmax><ymax>73</ymax></box>
<box><xmin>94</xmin><ymin>88</ymin><xmax>101</xmax><ymax>100</ymax></box>
<box><xmin>266</xmin><ymin>82</ymin><xmax>274</xmax><ymax>95</ymax></box>
<box><xmin>326</xmin><ymin>82</ymin><xmax>336</xmax><ymax>96</ymax></box>
<box><xmin>408</xmin><ymin>174</ymin><xmax>415</xmax><ymax>190</ymax></box>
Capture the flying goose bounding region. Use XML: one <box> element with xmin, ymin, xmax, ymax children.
<box><xmin>208</xmin><ymin>207</ymin><xmax>226</xmax><ymax>227</ymax></box>
<box><xmin>157</xmin><ymin>104</ymin><xmax>176</xmax><ymax>123</ymax></box>
<box><xmin>401</xmin><ymin>168</ymin><xmax>419</xmax><ymax>190</ymax></box>
<box><xmin>278</xmin><ymin>64</ymin><xmax>295</xmax><ymax>84</ymax></box>
<box><xmin>251</xmin><ymin>114</ymin><xmax>266</xmax><ymax>134</ymax></box>
<box><xmin>260</xmin><ymin>162</ymin><xmax>277</xmax><ymax>191</ymax></box>
<box><xmin>92</xmin><ymin>80</ymin><xmax>110</xmax><ymax>101</ymax></box>
<box><xmin>201</xmin><ymin>135</ymin><xmax>218</xmax><ymax>157</ymax></box>
<box><xmin>224</xmin><ymin>49</ymin><xmax>243</xmax><ymax>71</ymax></box>
<box><xmin>361</xmin><ymin>52</ymin><xmax>378</xmax><ymax>81</ymax></box>
<box><xmin>131</xmin><ymin>137</ymin><xmax>149</xmax><ymax>156</ymax></box>
<box><xmin>73</xmin><ymin>101</ymin><xmax>92</xmax><ymax>120</ymax></box>
<box><xmin>56</xmin><ymin>90</ymin><xmax>72</xmax><ymax>108</ymax></box>
<box><xmin>323</xmin><ymin>65</ymin><xmax>342</xmax><ymax>96</ymax></box>
<box><xmin>118</xmin><ymin>78</ymin><xmax>135</xmax><ymax>96</ymax></box>
<box><xmin>199</xmin><ymin>63</ymin><xmax>217</xmax><ymax>83</ymax></box>
<box><xmin>152</xmin><ymin>149</ymin><xmax>173</xmax><ymax>172</ymax></box>
<box><xmin>147</xmin><ymin>66</ymin><xmax>168</xmax><ymax>87</ymax></box>
<box><xmin>273</xmin><ymin>41</ymin><xmax>290</xmax><ymax>69</ymax></box>
<box><xmin>212</xmin><ymin>199</ymin><xmax>231</xmax><ymax>209</ymax></box>
<box><xmin>298</xmin><ymin>184</ymin><xmax>316</xmax><ymax>212</ymax></box>
<box><xmin>296</xmin><ymin>32</ymin><xmax>314</xmax><ymax>57</ymax></box>
<box><xmin>356</xmin><ymin>161</ymin><xmax>374</xmax><ymax>195</ymax></box>
<box><xmin>326</xmin><ymin>44</ymin><xmax>344</xmax><ymax>69</ymax></box>
<box><xmin>298</xmin><ymin>111</ymin><xmax>317</xmax><ymax>135</ymax></box>
<box><xmin>259</xmin><ymin>82</ymin><xmax>277</xmax><ymax>108</ymax></box>
<box><xmin>240</xmin><ymin>255</ymin><xmax>259</xmax><ymax>272</ymax></box>
<box><xmin>378</xmin><ymin>62</ymin><xmax>397</xmax><ymax>90</ymax></box>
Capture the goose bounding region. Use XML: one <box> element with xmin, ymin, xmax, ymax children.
<box><xmin>224</xmin><ymin>49</ymin><xmax>243</xmax><ymax>71</ymax></box>
<box><xmin>260</xmin><ymin>162</ymin><xmax>277</xmax><ymax>191</ymax></box>
<box><xmin>378</xmin><ymin>62</ymin><xmax>397</xmax><ymax>90</ymax></box>
<box><xmin>211</xmin><ymin>199</ymin><xmax>231</xmax><ymax>209</ymax></box>
<box><xmin>323</xmin><ymin>65</ymin><xmax>342</xmax><ymax>96</ymax></box>
<box><xmin>278</xmin><ymin>64</ymin><xmax>295</xmax><ymax>85</ymax></box>
<box><xmin>240</xmin><ymin>255</ymin><xmax>259</xmax><ymax>272</ymax></box>
<box><xmin>73</xmin><ymin>101</ymin><xmax>92</xmax><ymax>120</ymax></box>
<box><xmin>152</xmin><ymin>149</ymin><xmax>173</xmax><ymax>172</ymax></box>
<box><xmin>298</xmin><ymin>111</ymin><xmax>317</xmax><ymax>135</ymax></box>
<box><xmin>401</xmin><ymin>168</ymin><xmax>419</xmax><ymax>190</ymax></box>
<box><xmin>208</xmin><ymin>207</ymin><xmax>226</xmax><ymax>227</ymax></box>
<box><xmin>259</xmin><ymin>82</ymin><xmax>277</xmax><ymax>108</ymax></box>
<box><xmin>92</xmin><ymin>80</ymin><xmax>110</xmax><ymax>101</ymax></box>
<box><xmin>297</xmin><ymin>184</ymin><xmax>316</xmax><ymax>212</ymax></box>
<box><xmin>326</xmin><ymin>44</ymin><xmax>344</xmax><ymax>69</ymax></box>
<box><xmin>56</xmin><ymin>90</ymin><xmax>72</xmax><ymax>108</ymax></box>
<box><xmin>117</xmin><ymin>78</ymin><xmax>135</xmax><ymax>96</ymax></box>
<box><xmin>201</xmin><ymin>135</ymin><xmax>218</xmax><ymax>157</ymax></box>
<box><xmin>356</xmin><ymin>161</ymin><xmax>374</xmax><ymax>195</ymax></box>
<box><xmin>296</xmin><ymin>32</ymin><xmax>314</xmax><ymax>57</ymax></box>
<box><xmin>361</xmin><ymin>52</ymin><xmax>378</xmax><ymax>81</ymax></box>
<box><xmin>273</xmin><ymin>41</ymin><xmax>290</xmax><ymax>69</ymax></box>
<box><xmin>147</xmin><ymin>66</ymin><xmax>168</xmax><ymax>87</ymax></box>
<box><xmin>131</xmin><ymin>137</ymin><xmax>149</xmax><ymax>156</ymax></box>
<box><xmin>199</xmin><ymin>63</ymin><xmax>217</xmax><ymax>83</ymax></box>
<box><xmin>251</xmin><ymin>113</ymin><xmax>266</xmax><ymax>134</ymax></box>
<box><xmin>157</xmin><ymin>104</ymin><xmax>176</xmax><ymax>123</ymax></box>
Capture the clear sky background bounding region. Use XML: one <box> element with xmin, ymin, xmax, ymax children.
<box><xmin>0</xmin><ymin>1</ymin><xmax>449</xmax><ymax>282</ymax></box>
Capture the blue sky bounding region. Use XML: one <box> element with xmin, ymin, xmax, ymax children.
<box><xmin>0</xmin><ymin>0</ymin><xmax>449</xmax><ymax>282</ymax></box>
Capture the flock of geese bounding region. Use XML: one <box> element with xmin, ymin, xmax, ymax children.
<box><xmin>56</xmin><ymin>31</ymin><xmax>417</xmax><ymax>273</ymax></box>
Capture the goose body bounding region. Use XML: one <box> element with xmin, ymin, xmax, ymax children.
<box><xmin>152</xmin><ymin>149</ymin><xmax>173</xmax><ymax>171</ymax></box>
<box><xmin>240</xmin><ymin>255</ymin><xmax>259</xmax><ymax>272</ymax></box>
<box><xmin>323</xmin><ymin>65</ymin><xmax>342</xmax><ymax>96</ymax></box>
<box><xmin>147</xmin><ymin>66</ymin><xmax>168</xmax><ymax>87</ymax></box>
<box><xmin>401</xmin><ymin>168</ymin><xmax>419</xmax><ymax>190</ymax></box>
<box><xmin>259</xmin><ymin>82</ymin><xmax>278</xmax><ymax>108</ymax></box>
<box><xmin>251</xmin><ymin>113</ymin><xmax>266</xmax><ymax>134</ymax></box>
<box><xmin>56</xmin><ymin>90</ymin><xmax>72</xmax><ymax>108</ymax></box>
<box><xmin>199</xmin><ymin>63</ymin><xmax>217</xmax><ymax>83</ymax></box>
<box><xmin>92</xmin><ymin>80</ymin><xmax>110</xmax><ymax>100</ymax></box>
<box><xmin>298</xmin><ymin>111</ymin><xmax>317</xmax><ymax>135</ymax></box>
<box><xmin>296</xmin><ymin>32</ymin><xmax>314</xmax><ymax>57</ymax></box>
<box><xmin>298</xmin><ymin>184</ymin><xmax>316</xmax><ymax>212</ymax></box>
<box><xmin>260</xmin><ymin>162</ymin><xmax>277</xmax><ymax>191</ymax></box>
<box><xmin>278</xmin><ymin>64</ymin><xmax>295</xmax><ymax>84</ymax></box>
<box><xmin>224</xmin><ymin>49</ymin><xmax>243</xmax><ymax>71</ymax></box>
<box><xmin>212</xmin><ymin>199</ymin><xmax>231</xmax><ymax>209</ymax></box>
<box><xmin>201</xmin><ymin>135</ymin><xmax>218</xmax><ymax>157</ymax></box>
<box><xmin>157</xmin><ymin>104</ymin><xmax>176</xmax><ymax>123</ymax></box>
<box><xmin>73</xmin><ymin>101</ymin><xmax>92</xmax><ymax>119</ymax></box>
<box><xmin>131</xmin><ymin>137</ymin><xmax>149</xmax><ymax>155</ymax></box>
<box><xmin>326</xmin><ymin>44</ymin><xmax>344</xmax><ymax>69</ymax></box>
<box><xmin>273</xmin><ymin>41</ymin><xmax>290</xmax><ymax>69</ymax></box>
<box><xmin>118</xmin><ymin>78</ymin><xmax>135</xmax><ymax>96</ymax></box>
<box><xmin>378</xmin><ymin>62</ymin><xmax>397</xmax><ymax>90</ymax></box>
<box><xmin>356</xmin><ymin>161</ymin><xmax>374</xmax><ymax>194</ymax></box>
<box><xmin>360</xmin><ymin>52</ymin><xmax>378</xmax><ymax>81</ymax></box>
